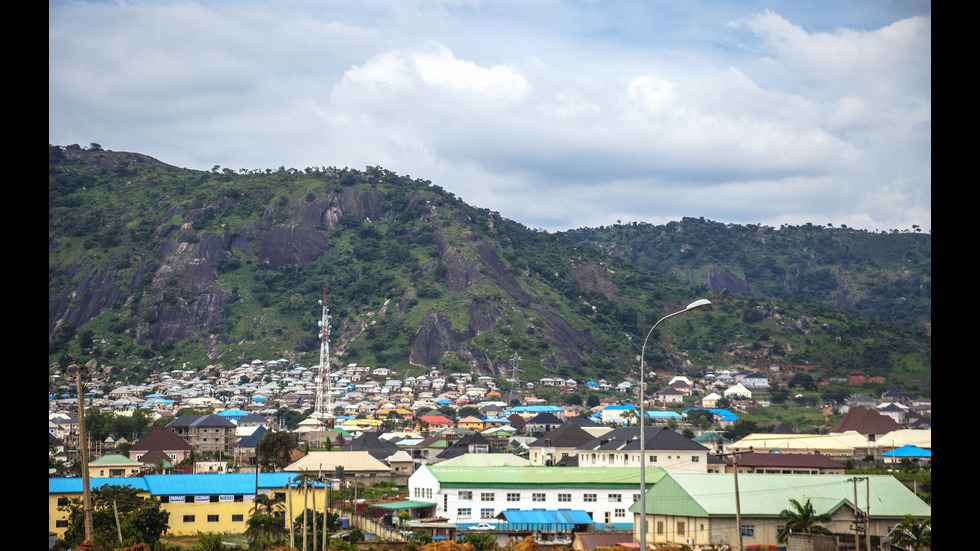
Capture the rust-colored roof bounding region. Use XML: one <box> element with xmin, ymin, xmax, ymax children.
<box><xmin>129</xmin><ymin>426</ymin><xmax>191</xmax><ymax>452</ymax></box>
<box><xmin>830</xmin><ymin>406</ymin><xmax>902</xmax><ymax>435</ymax></box>
<box><xmin>724</xmin><ymin>451</ymin><xmax>845</xmax><ymax>469</ymax></box>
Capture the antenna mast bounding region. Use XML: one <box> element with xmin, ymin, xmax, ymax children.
<box><xmin>507</xmin><ymin>353</ymin><xmax>521</xmax><ymax>405</ymax></box>
<box><xmin>314</xmin><ymin>288</ymin><xmax>334</xmax><ymax>426</ymax></box>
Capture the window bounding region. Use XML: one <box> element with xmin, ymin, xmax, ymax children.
<box><xmin>507</xmin><ymin>493</ymin><xmax>521</xmax><ymax>502</ymax></box>
<box><xmin>208</xmin><ymin>515</ymin><xmax>219</xmax><ymax>522</ymax></box>
<box><xmin>615</xmin><ymin>509</ymin><xmax>625</xmax><ymax>518</ymax></box>
<box><xmin>657</xmin><ymin>521</ymin><xmax>664</xmax><ymax>535</ymax></box>
<box><xmin>584</xmin><ymin>493</ymin><xmax>597</xmax><ymax>502</ymax></box>
<box><xmin>480</xmin><ymin>508</ymin><xmax>495</xmax><ymax>519</ymax></box>
<box><xmin>183</xmin><ymin>515</ymin><xmax>195</xmax><ymax>523</ymax></box>
<box><xmin>649</xmin><ymin>456</ymin><xmax>657</xmax><ymax>463</ymax></box>
<box><xmin>459</xmin><ymin>491</ymin><xmax>473</xmax><ymax>500</ymax></box>
<box><xmin>558</xmin><ymin>494</ymin><xmax>571</xmax><ymax>502</ymax></box>
<box><xmin>692</xmin><ymin>456</ymin><xmax>700</xmax><ymax>462</ymax></box>
<box><xmin>741</xmin><ymin>525</ymin><xmax>755</xmax><ymax>537</ymax></box>
<box><xmin>532</xmin><ymin>493</ymin><xmax>546</xmax><ymax>502</ymax></box>
<box><xmin>458</xmin><ymin>508</ymin><xmax>472</xmax><ymax>519</ymax></box>
<box><xmin>677</xmin><ymin>521</ymin><xmax>685</xmax><ymax>536</ymax></box>
<box><xmin>608</xmin><ymin>494</ymin><xmax>622</xmax><ymax>502</ymax></box>
<box><xmin>481</xmin><ymin>492</ymin><xmax>495</xmax><ymax>502</ymax></box>
<box><xmin>633</xmin><ymin>494</ymin><xmax>641</xmax><ymax>503</ymax></box>
<box><xmin>232</xmin><ymin>514</ymin><xmax>244</xmax><ymax>522</ymax></box>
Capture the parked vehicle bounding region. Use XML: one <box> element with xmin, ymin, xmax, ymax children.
<box><xmin>469</xmin><ymin>523</ymin><xmax>495</xmax><ymax>531</ymax></box>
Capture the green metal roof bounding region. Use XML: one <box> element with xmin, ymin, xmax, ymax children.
<box><xmin>427</xmin><ymin>465</ymin><xmax>666</xmax><ymax>488</ymax></box>
<box><xmin>629</xmin><ymin>473</ymin><xmax>931</xmax><ymax>520</ymax></box>
<box><xmin>89</xmin><ymin>454</ymin><xmax>140</xmax><ymax>465</ymax></box>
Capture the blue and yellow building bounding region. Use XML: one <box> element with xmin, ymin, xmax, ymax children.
<box><xmin>49</xmin><ymin>473</ymin><xmax>334</xmax><ymax>539</ymax></box>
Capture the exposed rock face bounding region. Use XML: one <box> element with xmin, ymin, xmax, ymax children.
<box><xmin>133</xmin><ymin>231</ymin><xmax>227</xmax><ymax>348</ymax></box>
<box><xmin>410</xmin><ymin>308</ymin><xmax>467</xmax><ymax>367</ymax></box>
<box><xmin>685</xmin><ymin>268</ymin><xmax>751</xmax><ymax>295</ymax></box>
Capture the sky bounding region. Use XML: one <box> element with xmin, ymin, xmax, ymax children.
<box><xmin>49</xmin><ymin>0</ymin><xmax>931</xmax><ymax>234</ymax></box>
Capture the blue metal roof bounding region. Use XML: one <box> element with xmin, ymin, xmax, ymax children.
<box><xmin>499</xmin><ymin>509</ymin><xmax>594</xmax><ymax>526</ymax></box>
<box><xmin>49</xmin><ymin>472</ymin><xmax>321</xmax><ymax>496</ymax></box>
<box><xmin>49</xmin><ymin>477</ymin><xmax>149</xmax><ymax>494</ymax></box>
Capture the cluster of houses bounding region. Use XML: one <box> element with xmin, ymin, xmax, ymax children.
<box><xmin>48</xmin><ymin>359</ymin><xmax>931</xmax><ymax>549</ymax></box>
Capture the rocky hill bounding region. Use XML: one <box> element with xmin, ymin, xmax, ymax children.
<box><xmin>48</xmin><ymin>145</ymin><xmax>930</xmax><ymax>394</ymax></box>
<box><xmin>563</xmin><ymin>219</ymin><xmax>931</xmax><ymax>336</ymax></box>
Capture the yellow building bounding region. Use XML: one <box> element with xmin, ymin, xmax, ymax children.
<box><xmin>49</xmin><ymin>473</ymin><xmax>332</xmax><ymax>540</ymax></box>
<box><xmin>87</xmin><ymin>454</ymin><xmax>143</xmax><ymax>478</ymax></box>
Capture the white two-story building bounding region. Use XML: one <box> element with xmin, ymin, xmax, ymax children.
<box><xmin>408</xmin><ymin>464</ymin><xmax>668</xmax><ymax>530</ymax></box>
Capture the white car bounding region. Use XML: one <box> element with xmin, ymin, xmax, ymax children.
<box><xmin>469</xmin><ymin>523</ymin><xmax>495</xmax><ymax>531</ymax></box>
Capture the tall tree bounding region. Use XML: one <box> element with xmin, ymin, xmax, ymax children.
<box><xmin>57</xmin><ymin>484</ymin><xmax>169</xmax><ymax>549</ymax></box>
<box><xmin>256</xmin><ymin>431</ymin><xmax>297</xmax><ymax>471</ymax></box>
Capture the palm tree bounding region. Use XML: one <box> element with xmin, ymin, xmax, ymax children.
<box><xmin>245</xmin><ymin>494</ymin><xmax>288</xmax><ymax>550</ymax></box>
<box><xmin>243</xmin><ymin>512</ymin><xmax>288</xmax><ymax>550</ymax></box>
<box><xmin>250</xmin><ymin>493</ymin><xmax>285</xmax><ymax>516</ymax></box>
<box><xmin>776</xmin><ymin>498</ymin><xmax>832</xmax><ymax>543</ymax></box>
<box><xmin>889</xmin><ymin>514</ymin><xmax>931</xmax><ymax>550</ymax></box>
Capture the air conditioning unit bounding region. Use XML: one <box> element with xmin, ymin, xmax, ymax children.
<box><xmin>686</xmin><ymin>538</ymin><xmax>694</xmax><ymax>545</ymax></box>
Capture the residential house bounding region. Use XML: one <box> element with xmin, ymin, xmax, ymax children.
<box><xmin>528</xmin><ymin>422</ymin><xmax>598</xmax><ymax>466</ymax></box>
<box><xmin>286</xmin><ymin>450</ymin><xmax>393</xmax><ymax>486</ymax></box>
<box><xmin>128</xmin><ymin>426</ymin><xmax>194</xmax><ymax>467</ymax></box>
<box><xmin>166</xmin><ymin>414</ymin><xmax>237</xmax><ymax>457</ymax></box>
<box><xmin>232</xmin><ymin>425</ymin><xmax>268</xmax><ymax>466</ymax></box>
<box><xmin>877</xmin><ymin>403</ymin><xmax>908</xmax><ymax>426</ymax></box>
<box><xmin>653</xmin><ymin>386</ymin><xmax>685</xmax><ymax>406</ymax></box>
<box><xmin>700</xmin><ymin>392</ymin><xmax>722</xmax><ymax>408</ymax></box>
<box><xmin>840</xmin><ymin>394</ymin><xmax>877</xmax><ymax>414</ymax></box>
<box><xmin>525</xmin><ymin>412</ymin><xmax>564</xmax><ymax>434</ymax></box>
<box><xmin>435</xmin><ymin>432</ymin><xmax>494</xmax><ymax>461</ymax></box>
<box><xmin>722</xmin><ymin>383</ymin><xmax>752</xmax><ymax>400</ymax></box>
<box><xmin>457</xmin><ymin>416</ymin><xmax>486</xmax><ymax>431</ymax></box>
<box><xmin>740</xmin><ymin>372</ymin><xmax>770</xmax><ymax>388</ymax></box>
<box><xmin>420</xmin><ymin>415</ymin><xmax>455</xmax><ymax>431</ymax></box>
<box><xmin>575</xmin><ymin>426</ymin><xmax>710</xmax><ymax>473</ymax></box>
<box><xmin>599</xmin><ymin>404</ymin><xmax>637</xmax><ymax>425</ymax></box>
<box><xmin>88</xmin><ymin>454</ymin><xmax>143</xmax><ymax>478</ymax></box>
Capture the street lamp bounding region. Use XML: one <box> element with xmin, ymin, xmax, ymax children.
<box><xmin>638</xmin><ymin>299</ymin><xmax>710</xmax><ymax>550</ymax></box>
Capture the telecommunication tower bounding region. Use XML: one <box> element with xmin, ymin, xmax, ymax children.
<box><xmin>313</xmin><ymin>288</ymin><xmax>334</xmax><ymax>426</ymax></box>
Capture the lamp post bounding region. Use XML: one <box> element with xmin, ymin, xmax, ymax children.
<box><xmin>638</xmin><ymin>299</ymin><xmax>710</xmax><ymax>551</ymax></box>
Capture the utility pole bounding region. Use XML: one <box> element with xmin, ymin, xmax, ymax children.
<box><xmin>853</xmin><ymin>477</ymin><xmax>861</xmax><ymax>550</ymax></box>
<box><xmin>716</xmin><ymin>447</ymin><xmax>750</xmax><ymax>551</ymax></box>
<box><xmin>847</xmin><ymin>476</ymin><xmax>871</xmax><ymax>551</ymax></box>
<box><xmin>64</xmin><ymin>361</ymin><xmax>97</xmax><ymax>543</ymax></box>
<box><xmin>865</xmin><ymin>477</ymin><xmax>871</xmax><ymax>551</ymax></box>
<box><xmin>113</xmin><ymin>499</ymin><xmax>123</xmax><ymax>544</ymax></box>
<box><xmin>288</xmin><ymin>481</ymin><xmax>295</xmax><ymax>548</ymax></box>
<box><xmin>303</xmin><ymin>475</ymin><xmax>309</xmax><ymax>551</ymax></box>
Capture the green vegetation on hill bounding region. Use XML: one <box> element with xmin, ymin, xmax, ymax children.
<box><xmin>49</xmin><ymin>145</ymin><xmax>929</xmax><ymax>396</ymax></box>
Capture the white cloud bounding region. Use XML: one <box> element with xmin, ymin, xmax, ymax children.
<box><xmin>49</xmin><ymin>0</ymin><xmax>930</xmax><ymax>233</ymax></box>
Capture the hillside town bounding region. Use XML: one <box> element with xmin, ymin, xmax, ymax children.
<box><xmin>48</xmin><ymin>359</ymin><xmax>931</xmax><ymax>550</ymax></box>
